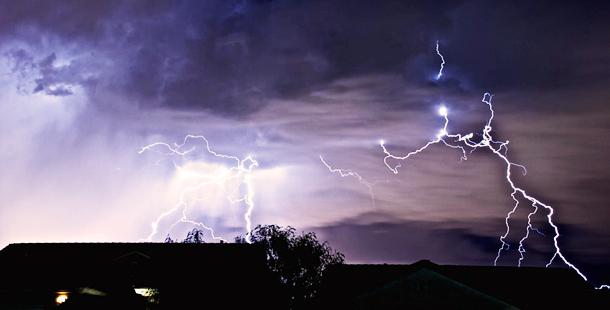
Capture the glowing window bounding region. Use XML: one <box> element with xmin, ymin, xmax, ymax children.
<box><xmin>56</xmin><ymin>293</ymin><xmax>68</xmax><ymax>305</ymax></box>
<box><xmin>134</xmin><ymin>288</ymin><xmax>156</xmax><ymax>297</ymax></box>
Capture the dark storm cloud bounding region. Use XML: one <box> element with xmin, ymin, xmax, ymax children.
<box><xmin>4</xmin><ymin>48</ymin><xmax>95</xmax><ymax>97</ymax></box>
<box><xmin>0</xmin><ymin>0</ymin><xmax>467</xmax><ymax>116</ymax></box>
<box><xmin>3</xmin><ymin>48</ymin><xmax>37</xmax><ymax>95</ymax></box>
<box><xmin>314</xmin><ymin>212</ymin><xmax>502</xmax><ymax>266</ymax></box>
<box><xmin>3</xmin><ymin>0</ymin><xmax>609</xmax><ymax>116</ymax></box>
<box><xmin>446</xmin><ymin>0</ymin><xmax>610</xmax><ymax>94</ymax></box>
<box><xmin>33</xmin><ymin>53</ymin><xmax>72</xmax><ymax>96</ymax></box>
<box><xmin>0</xmin><ymin>1</ymin><xmax>169</xmax><ymax>41</ymax></box>
<box><xmin>130</xmin><ymin>0</ymin><xmax>461</xmax><ymax>115</ymax></box>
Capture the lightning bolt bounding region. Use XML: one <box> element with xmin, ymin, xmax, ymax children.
<box><xmin>518</xmin><ymin>204</ymin><xmax>545</xmax><ymax>267</ymax></box>
<box><xmin>321</xmin><ymin>39</ymin><xmax>608</xmax><ymax>288</ymax></box>
<box><xmin>381</xmin><ymin>105</ymin><xmax>468</xmax><ymax>174</ymax></box>
<box><xmin>435</xmin><ymin>40</ymin><xmax>445</xmax><ymax>80</ymax></box>
<box><xmin>139</xmin><ymin>135</ymin><xmax>258</xmax><ymax>243</ymax></box>
<box><xmin>320</xmin><ymin>155</ymin><xmax>397</xmax><ymax>208</ymax></box>
<box><xmin>381</xmin><ymin>93</ymin><xmax>591</xmax><ymax>282</ymax></box>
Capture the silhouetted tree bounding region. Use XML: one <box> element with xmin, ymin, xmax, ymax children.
<box><xmin>236</xmin><ymin>224</ymin><xmax>345</xmax><ymax>309</ymax></box>
<box><xmin>164</xmin><ymin>228</ymin><xmax>206</xmax><ymax>243</ymax></box>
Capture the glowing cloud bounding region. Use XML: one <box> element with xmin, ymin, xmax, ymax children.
<box><xmin>139</xmin><ymin>135</ymin><xmax>258</xmax><ymax>243</ymax></box>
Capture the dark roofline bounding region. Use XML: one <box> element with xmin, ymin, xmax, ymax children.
<box><xmin>0</xmin><ymin>242</ymin><xmax>277</xmax><ymax>309</ymax></box>
<box><xmin>317</xmin><ymin>259</ymin><xmax>598</xmax><ymax>309</ymax></box>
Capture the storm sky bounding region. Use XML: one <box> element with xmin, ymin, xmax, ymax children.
<box><xmin>1</xmin><ymin>0</ymin><xmax>609</xmax><ymax>286</ymax></box>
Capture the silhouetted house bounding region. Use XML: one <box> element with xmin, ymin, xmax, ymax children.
<box><xmin>0</xmin><ymin>243</ymin><xmax>276</xmax><ymax>309</ymax></box>
<box><xmin>314</xmin><ymin>259</ymin><xmax>609</xmax><ymax>309</ymax></box>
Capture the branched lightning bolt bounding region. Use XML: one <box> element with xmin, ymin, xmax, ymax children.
<box><xmin>320</xmin><ymin>155</ymin><xmax>397</xmax><ymax>208</ymax></box>
<box><xmin>517</xmin><ymin>204</ymin><xmax>545</xmax><ymax>267</ymax></box>
<box><xmin>381</xmin><ymin>94</ymin><xmax>590</xmax><ymax>281</ymax></box>
<box><xmin>381</xmin><ymin>105</ymin><xmax>468</xmax><ymax>174</ymax></box>
<box><xmin>435</xmin><ymin>40</ymin><xmax>445</xmax><ymax>80</ymax></box>
<box><xmin>319</xmin><ymin>39</ymin><xmax>608</xmax><ymax>288</ymax></box>
<box><xmin>139</xmin><ymin>135</ymin><xmax>258</xmax><ymax>243</ymax></box>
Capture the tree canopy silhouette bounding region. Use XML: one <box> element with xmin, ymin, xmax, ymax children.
<box><xmin>164</xmin><ymin>228</ymin><xmax>206</xmax><ymax>243</ymax></box>
<box><xmin>236</xmin><ymin>224</ymin><xmax>345</xmax><ymax>308</ymax></box>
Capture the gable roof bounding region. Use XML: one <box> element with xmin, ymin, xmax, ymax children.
<box><xmin>357</xmin><ymin>268</ymin><xmax>518</xmax><ymax>310</ymax></box>
<box><xmin>315</xmin><ymin>260</ymin><xmax>601</xmax><ymax>310</ymax></box>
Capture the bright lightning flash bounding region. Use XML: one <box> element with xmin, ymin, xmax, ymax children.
<box><xmin>381</xmin><ymin>94</ymin><xmax>592</xmax><ymax>282</ymax></box>
<box><xmin>381</xmin><ymin>105</ymin><xmax>468</xmax><ymax>174</ymax></box>
<box><xmin>139</xmin><ymin>135</ymin><xmax>258</xmax><ymax>243</ymax></box>
<box><xmin>438</xmin><ymin>106</ymin><xmax>448</xmax><ymax>116</ymax></box>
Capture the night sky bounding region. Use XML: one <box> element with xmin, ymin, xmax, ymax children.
<box><xmin>1</xmin><ymin>0</ymin><xmax>609</xmax><ymax>286</ymax></box>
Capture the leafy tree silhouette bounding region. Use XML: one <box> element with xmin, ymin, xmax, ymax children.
<box><xmin>165</xmin><ymin>225</ymin><xmax>344</xmax><ymax>308</ymax></box>
<box><xmin>164</xmin><ymin>228</ymin><xmax>206</xmax><ymax>243</ymax></box>
<box><xmin>236</xmin><ymin>224</ymin><xmax>345</xmax><ymax>309</ymax></box>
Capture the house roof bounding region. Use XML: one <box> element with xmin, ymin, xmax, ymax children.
<box><xmin>0</xmin><ymin>242</ymin><xmax>275</xmax><ymax>309</ymax></box>
<box><xmin>0</xmin><ymin>242</ymin><xmax>268</xmax><ymax>287</ymax></box>
<box><xmin>315</xmin><ymin>259</ymin><xmax>604</xmax><ymax>310</ymax></box>
<box><xmin>357</xmin><ymin>268</ymin><xmax>519</xmax><ymax>310</ymax></box>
